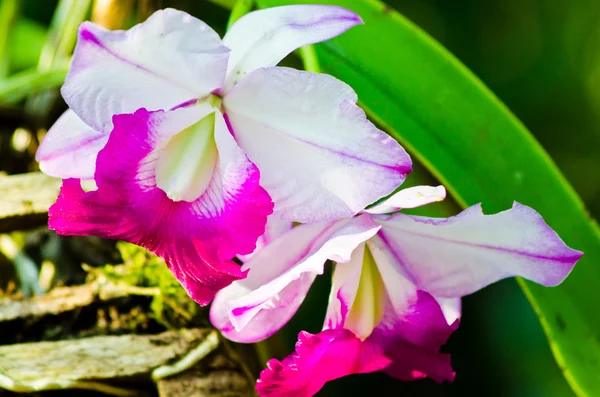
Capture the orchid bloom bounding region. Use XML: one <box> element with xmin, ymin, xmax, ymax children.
<box><xmin>210</xmin><ymin>185</ymin><xmax>582</xmax><ymax>397</ymax></box>
<box><xmin>36</xmin><ymin>6</ymin><xmax>412</xmax><ymax>304</ymax></box>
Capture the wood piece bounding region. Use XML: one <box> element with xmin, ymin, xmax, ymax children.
<box><xmin>157</xmin><ymin>352</ymin><xmax>252</xmax><ymax>397</ymax></box>
<box><xmin>0</xmin><ymin>278</ymin><xmax>135</xmax><ymax>323</ymax></box>
<box><xmin>0</xmin><ymin>172</ymin><xmax>61</xmax><ymax>233</ymax></box>
<box><xmin>0</xmin><ymin>329</ymin><xmax>210</xmax><ymax>386</ymax></box>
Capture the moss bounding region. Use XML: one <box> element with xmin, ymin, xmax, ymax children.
<box><xmin>87</xmin><ymin>242</ymin><xmax>201</xmax><ymax>329</ymax></box>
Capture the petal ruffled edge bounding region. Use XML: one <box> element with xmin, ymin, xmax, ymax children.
<box><xmin>373</xmin><ymin>202</ymin><xmax>583</xmax><ymax>299</ymax></box>
<box><xmin>256</xmin><ymin>328</ymin><xmax>391</xmax><ymax>397</ymax></box>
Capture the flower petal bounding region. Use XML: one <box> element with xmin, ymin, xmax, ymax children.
<box><xmin>63</xmin><ymin>9</ymin><xmax>229</xmax><ymax>131</ymax></box>
<box><xmin>368</xmin><ymin>235</ymin><xmax>457</xmax><ymax>382</ymax></box>
<box><xmin>49</xmin><ymin>107</ymin><xmax>272</xmax><ymax>305</ymax></box>
<box><xmin>238</xmin><ymin>214</ymin><xmax>293</xmax><ymax>262</ymax></box>
<box><xmin>369</xmin><ymin>293</ymin><xmax>456</xmax><ymax>383</ymax></box>
<box><xmin>224</xmin><ymin>67</ymin><xmax>412</xmax><ymax>222</ymax></box>
<box><xmin>374</xmin><ymin>202</ymin><xmax>583</xmax><ymax>299</ymax></box>
<box><xmin>36</xmin><ymin>110</ymin><xmax>108</xmax><ymax>179</ymax></box>
<box><xmin>256</xmin><ymin>329</ymin><xmax>391</xmax><ymax>397</ymax></box>
<box><xmin>222</xmin><ymin>5</ymin><xmax>361</xmax><ymax>90</ymax></box>
<box><xmin>155</xmin><ymin>112</ymin><xmax>219</xmax><ymax>202</ymax></box>
<box><xmin>210</xmin><ymin>215</ymin><xmax>380</xmax><ymax>343</ymax></box>
<box><xmin>435</xmin><ymin>297</ymin><xmax>462</xmax><ymax>325</ymax></box>
<box><xmin>324</xmin><ymin>243</ymin><xmax>386</xmax><ymax>340</ymax></box>
<box><xmin>366</xmin><ymin>185</ymin><xmax>447</xmax><ymax>215</ymax></box>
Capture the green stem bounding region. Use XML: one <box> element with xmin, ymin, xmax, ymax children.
<box><xmin>298</xmin><ymin>45</ymin><xmax>321</xmax><ymax>73</ymax></box>
<box><xmin>0</xmin><ymin>65</ymin><xmax>68</xmax><ymax>105</ymax></box>
<box><xmin>227</xmin><ymin>0</ymin><xmax>254</xmax><ymax>30</ymax></box>
<box><xmin>27</xmin><ymin>0</ymin><xmax>91</xmax><ymax>115</ymax></box>
<box><xmin>38</xmin><ymin>0</ymin><xmax>92</xmax><ymax>70</ymax></box>
<box><xmin>208</xmin><ymin>0</ymin><xmax>237</xmax><ymax>10</ymax></box>
<box><xmin>0</xmin><ymin>0</ymin><xmax>21</xmax><ymax>78</ymax></box>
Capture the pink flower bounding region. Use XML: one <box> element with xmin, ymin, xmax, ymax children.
<box><xmin>36</xmin><ymin>6</ymin><xmax>412</xmax><ymax>304</ymax></box>
<box><xmin>210</xmin><ymin>186</ymin><xmax>582</xmax><ymax>397</ymax></box>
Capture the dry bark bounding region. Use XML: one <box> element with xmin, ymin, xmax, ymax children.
<box><xmin>0</xmin><ymin>329</ymin><xmax>210</xmax><ymax>383</ymax></box>
<box><xmin>0</xmin><ymin>172</ymin><xmax>61</xmax><ymax>233</ymax></box>
<box><xmin>157</xmin><ymin>353</ymin><xmax>252</xmax><ymax>397</ymax></box>
<box><xmin>0</xmin><ymin>278</ymin><xmax>135</xmax><ymax>323</ymax></box>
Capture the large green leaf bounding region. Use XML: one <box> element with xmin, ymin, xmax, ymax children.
<box><xmin>253</xmin><ymin>0</ymin><xmax>600</xmax><ymax>394</ymax></box>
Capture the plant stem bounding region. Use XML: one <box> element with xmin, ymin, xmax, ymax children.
<box><xmin>27</xmin><ymin>0</ymin><xmax>91</xmax><ymax>116</ymax></box>
<box><xmin>298</xmin><ymin>45</ymin><xmax>321</xmax><ymax>73</ymax></box>
<box><xmin>227</xmin><ymin>0</ymin><xmax>254</xmax><ymax>30</ymax></box>
<box><xmin>0</xmin><ymin>65</ymin><xmax>68</xmax><ymax>105</ymax></box>
<box><xmin>0</xmin><ymin>0</ymin><xmax>21</xmax><ymax>78</ymax></box>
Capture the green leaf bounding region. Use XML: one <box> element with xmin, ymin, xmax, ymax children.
<box><xmin>10</xmin><ymin>19</ymin><xmax>47</xmax><ymax>72</ymax></box>
<box><xmin>255</xmin><ymin>0</ymin><xmax>600</xmax><ymax>394</ymax></box>
<box><xmin>226</xmin><ymin>0</ymin><xmax>254</xmax><ymax>30</ymax></box>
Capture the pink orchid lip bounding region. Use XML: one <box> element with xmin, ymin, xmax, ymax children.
<box><xmin>256</xmin><ymin>328</ymin><xmax>391</xmax><ymax>397</ymax></box>
<box><xmin>49</xmin><ymin>107</ymin><xmax>273</xmax><ymax>306</ymax></box>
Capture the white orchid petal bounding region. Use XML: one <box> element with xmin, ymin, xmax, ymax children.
<box><xmin>223</xmin><ymin>5</ymin><xmax>361</xmax><ymax>90</ymax></box>
<box><xmin>366</xmin><ymin>185</ymin><xmax>446</xmax><ymax>215</ymax></box>
<box><xmin>373</xmin><ymin>203</ymin><xmax>582</xmax><ymax>298</ymax></box>
<box><xmin>210</xmin><ymin>215</ymin><xmax>380</xmax><ymax>343</ymax></box>
<box><xmin>63</xmin><ymin>9</ymin><xmax>229</xmax><ymax>131</ymax></box>
<box><xmin>225</xmin><ymin>67</ymin><xmax>411</xmax><ymax>222</ymax></box>
<box><xmin>36</xmin><ymin>110</ymin><xmax>107</xmax><ymax>179</ymax></box>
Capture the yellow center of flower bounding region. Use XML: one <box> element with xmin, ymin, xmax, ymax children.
<box><xmin>344</xmin><ymin>244</ymin><xmax>386</xmax><ymax>341</ymax></box>
<box><xmin>155</xmin><ymin>111</ymin><xmax>218</xmax><ymax>202</ymax></box>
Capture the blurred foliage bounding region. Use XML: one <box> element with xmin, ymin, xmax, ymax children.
<box><xmin>0</xmin><ymin>0</ymin><xmax>599</xmax><ymax>396</ymax></box>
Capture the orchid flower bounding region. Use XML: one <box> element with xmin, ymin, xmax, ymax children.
<box><xmin>210</xmin><ymin>186</ymin><xmax>582</xmax><ymax>397</ymax></box>
<box><xmin>36</xmin><ymin>6</ymin><xmax>412</xmax><ymax>304</ymax></box>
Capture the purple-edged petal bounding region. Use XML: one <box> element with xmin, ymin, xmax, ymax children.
<box><xmin>366</xmin><ymin>185</ymin><xmax>446</xmax><ymax>215</ymax></box>
<box><xmin>49</xmin><ymin>107</ymin><xmax>272</xmax><ymax>305</ymax></box>
<box><xmin>63</xmin><ymin>9</ymin><xmax>229</xmax><ymax>131</ymax></box>
<box><xmin>210</xmin><ymin>215</ymin><xmax>380</xmax><ymax>343</ymax></box>
<box><xmin>224</xmin><ymin>67</ymin><xmax>412</xmax><ymax>222</ymax></box>
<box><xmin>238</xmin><ymin>214</ymin><xmax>293</xmax><ymax>262</ymax></box>
<box><xmin>256</xmin><ymin>328</ymin><xmax>391</xmax><ymax>397</ymax></box>
<box><xmin>222</xmin><ymin>5</ymin><xmax>361</xmax><ymax>90</ymax></box>
<box><xmin>373</xmin><ymin>202</ymin><xmax>583</xmax><ymax>299</ymax></box>
<box><xmin>36</xmin><ymin>110</ymin><xmax>108</xmax><ymax>179</ymax></box>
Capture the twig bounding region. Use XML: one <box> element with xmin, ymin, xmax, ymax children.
<box><xmin>152</xmin><ymin>330</ymin><xmax>220</xmax><ymax>380</ymax></box>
